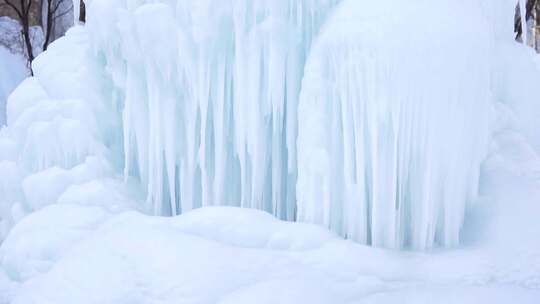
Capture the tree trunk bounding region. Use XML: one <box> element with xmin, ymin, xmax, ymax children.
<box><xmin>21</xmin><ymin>20</ymin><xmax>34</xmax><ymax>75</ymax></box>
<box><xmin>79</xmin><ymin>0</ymin><xmax>85</xmax><ymax>23</ymax></box>
<box><xmin>42</xmin><ymin>0</ymin><xmax>53</xmax><ymax>51</ymax></box>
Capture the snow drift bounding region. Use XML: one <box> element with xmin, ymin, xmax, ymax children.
<box><xmin>3</xmin><ymin>205</ymin><xmax>540</xmax><ymax>304</ymax></box>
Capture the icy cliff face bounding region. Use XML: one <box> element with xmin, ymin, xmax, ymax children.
<box><xmin>85</xmin><ymin>0</ymin><xmax>339</xmax><ymax>218</ymax></box>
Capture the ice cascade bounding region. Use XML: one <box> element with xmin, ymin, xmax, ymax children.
<box><xmin>85</xmin><ymin>0</ymin><xmax>339</xmax><ymax>218</ymax></box>
<box><xmin>297</xmin><ymin>0</ymin><xmax>493</xmax><ymax>250</ymax></box>
<box><xmin>65</xmin><ymin>0</ymin><xmax>516</xmax><ymax>250</ymax></box>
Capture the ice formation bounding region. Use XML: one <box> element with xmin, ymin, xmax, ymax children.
<box><xmin>86</xmin><ymin>0</ymin><xmax>339</xmax><ymax>218</ymax></box>
<box><xmin>1</xmin><ymin>0</ymin><xmax>540</xmax><ymax>302</ymax></box>
<box><xmin>296</xmin><ymin>0</ymin><xmax>493</xmax><ymax>249</ymax></box>
<box><xmin>0</xmin><ymin>26</ymin><xmax>133</xmax><ymax>239</ymax></box>
<box><xmin>83</xmin><ymin>0</ymin><xmax>507</xmax><ymax>250</ymax></box>
<box><xmin>57</xmin><ymin>0</ymin><xmax>526</xmax><ymax>250</ymax></box>
<box><xmin>4</xmin><ymin>202</ymin><xmax>540</xmax><ymax>304</ymax></box>
<box><xmin>1</xmin><ymin>0</ymin><xmax>538</xmax><ymax>252</ymax></box>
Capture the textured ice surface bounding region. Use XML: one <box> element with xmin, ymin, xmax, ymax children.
<box><xmin>1</xmin><ymin>0</ymin><xmax>538</xmax><ymax>248</ymax></box>
<box><xmin>297</xmin><ymin>0</ymin><xmax>492</xmax><ymax>249</ymax></box>
<box><xmin>86</xmin><ymin>0</ymin><xmax>339</xmax><ymax>219</ymax></box>
<box><xmin>0</xmin><ymin>27</ymin><xmax>138</xmax><ymax>240</ymax></box>
<box><xmin>79</xmin><ymin>0</ymin><xmax>527</xmax><ymax>251</ymax></box>
<box><xmin>0</xmin><ymin>0</ymin><xmax>539</xmax><ymax>302</ymax></box>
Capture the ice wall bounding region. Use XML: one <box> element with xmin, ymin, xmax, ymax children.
<box><xmin>67</xmin><ymin>0</ymin><xmax>529</xmax><ymax>250</ymax></box>
<box><xmin>297</xmin><ymin>0</ymin><xmax>493</xmax><ymax>250</ymax></box>
<box><xmin>85</xmin><ymin>0</ymin><xmax>339</xmax><ymax>218</ymax></box>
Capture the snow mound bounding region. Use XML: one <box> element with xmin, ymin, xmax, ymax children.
<box><xmin>0</xmin><ymin>204</ymin><xmax>111</xmax><ymax>282</ymax></box>
<box><xmin>168</xmin><ymin>206</ymin><xmax>335</xmax><ymax>250</ymax></box>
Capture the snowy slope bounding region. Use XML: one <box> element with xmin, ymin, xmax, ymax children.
<box><xmin>0</xmin><ymin>0</ymin><xmax>539</xmax><ymax>303</ymax></box>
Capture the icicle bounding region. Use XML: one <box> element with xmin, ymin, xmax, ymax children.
<box><xmin>296</xmin><ymin>0</ymin><xmax>492</xmax><ymax>250</ymax></box>
<box><xmin>82</xmin><ymin>0</ymin><xmax>510</xmax><ymax>251</ymax></box>
<box><xmin>86</xmin><ymin>0</ymin><xmax>339</xmax><ymax>218</ymax></box>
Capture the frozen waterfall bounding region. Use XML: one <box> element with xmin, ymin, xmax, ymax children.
<box><xmin>86</xmin><ymin>0</ymin><xmax>339</xmax><ymax>219</ymax></box>
<box><xmin>297</xmin><ymin>0</ymin><xmax>492</xmax><ymax>250</ymax></box>
<box><xmin>77</xmin><ymin>0</ymin><xmax>510</xmax><ymax>249</ymax></box>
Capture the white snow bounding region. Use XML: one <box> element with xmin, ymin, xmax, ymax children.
<box><xmin>2</xmin><ymin>205</ymin><xmax>540</xmax><ymax>304</ymax></box>
<box><xmin>0</xmin><ymin>0</ymin><xmax>539</xmax><ymax>303</ymax></box>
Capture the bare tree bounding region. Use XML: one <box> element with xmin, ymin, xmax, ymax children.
<box><xmin>0</xmin><ymin>0</ymin><xmax>72</xmax><ymax>73</ymax></box>
<box><xmin>515</xmin><ymin>0</ymin><xmax>539</xmax><ymax>50</ymax></box>
<box><xmin>78</xmin><ymin>0</ymin><xmax>84</xmax><ymax>23</ymax></box>
<box><xmin>41</xmin><ymin>0</ymin><xmax>72</xmax><ymax>51</ymax></box>
<box><xmin>0</xmin><ymin>0</ymin><xmax>36</xmax><ymax>65</ymax></box>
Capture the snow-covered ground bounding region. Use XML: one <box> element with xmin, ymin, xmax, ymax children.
<box><xmin>0</xmin><ymin>0</ymin><xmax>539</xmax><ymax>303</ymax></box>
<box><xmin>2</xmin><ymin>202</ymin><xmax>540</xmax><ymax>304</ymax></box>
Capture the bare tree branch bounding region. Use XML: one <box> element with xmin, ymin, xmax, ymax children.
<box><xmin>2</xmin><ymin>0</ymin><xmax>25</xmax><ymax>20</ymax></box>
<box><xmin>54</xmin><ymin>3</ymin><xmax>74</xmax><ymax>21</ymax></box>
